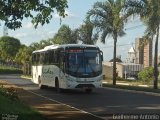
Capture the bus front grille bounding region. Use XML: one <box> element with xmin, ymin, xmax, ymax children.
<box><xmin>75</xmin><ymin>84</ymin><xmax>95</xmax><ymax>88</ymax></box>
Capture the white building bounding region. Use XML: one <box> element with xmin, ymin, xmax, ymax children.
<box><xmin>103</xmin><ymin>62</ymin><xmax>144</xmax><ymax>79</ymax></box>
<box><xmin>125</xmin><ymin>46</ymin><xmax>136</xmax><ymax>63</ymax></box>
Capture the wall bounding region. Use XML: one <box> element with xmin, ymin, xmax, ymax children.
<box><xmin>103</xmin><ymin>65</ymin><xmax>112</xmax><ymax>79</ymax></box>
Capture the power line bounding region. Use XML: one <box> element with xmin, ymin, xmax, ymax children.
<box><xmin>100</xmin><ymin>43</ymin><xmax>135</xmax><ymax>49</ymax></box>
<box><xmin>124</xmin><ymin>24</ymin><xmax>144</xmax><ymax>31</ymax></box>
<box><xmin>98</xmin><ymin>24</ymin><xmax>144</xmax><ymax>49</ymax></box>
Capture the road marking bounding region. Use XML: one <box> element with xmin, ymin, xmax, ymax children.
<box><xmin>27</xmin><ymin>90</ymin><xmax>104</xmax><ymax>120</ymax></box>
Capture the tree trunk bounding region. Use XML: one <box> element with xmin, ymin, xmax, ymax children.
<box><xmin>154</xmin><ymin>26</ymin><xmax>159</xmax><ymax>89</ymax></box>
<box><xmin>113</xmin><ymin>33</ymin><xmax>117</xmax><ymax>85</ymax></box>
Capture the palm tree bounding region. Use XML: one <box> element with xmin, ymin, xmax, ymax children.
<box><xmin>125</xmin><ymin>0</ymin><xmax>160</xmax><ymax>89</ymax></box>
<box><xmin>87</xmin><ymin>0</ymin><xmax>126</xmax><ymax>85</ymax></box>
<box><xmin>78</xmin><ymin>18</ymin><xmax>98</xmax><ymax>44</ymax></box>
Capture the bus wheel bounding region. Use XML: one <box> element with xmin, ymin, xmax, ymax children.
<box><xmin>85</xmin><ymin>89</ymin><xmax>92</xmax><ymax>94</ymax></box>
<box><xmin>55</xmin><ymin>79</ymin><xmax>61</xmax><ymax>93</ymax></box>
<box><xmin>38</xmin><ymin>77</ymin><xmax>46</xmax><ymax>89</ymax></box>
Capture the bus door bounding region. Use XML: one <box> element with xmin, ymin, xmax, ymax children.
<box><xmin>59</xmin><ymin>50</ymin><xmax>65</xmax><ymax>79</ymax></box>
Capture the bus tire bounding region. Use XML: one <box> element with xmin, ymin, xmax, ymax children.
<box><xmin>38</xmin><ymin>76</ymin><xmax>46</xmax><ymax>89</ymax></box>
<box><xmin>55</xmin><ymin>79</ymin><xmax>61</xmax><ymax>93</ymax></box>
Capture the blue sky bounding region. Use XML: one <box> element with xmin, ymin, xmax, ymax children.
<box><xmin>0</xmin><ymin>0</ymin><xmax>148</xmax><ymax>61</ymax></box>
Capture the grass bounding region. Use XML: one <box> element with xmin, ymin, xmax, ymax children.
<box><xmin>0</xmin><ymin>93</ymin><xmax>45</xmax><ymax>120</ymax></box>
<box><xmin>0</xmin><ymin>65</ymin><xmax>19</xmax><ymax>69</ymax></box>
<box><xmin>0</xmin><ymin>65</ymin><xmax>22</xmax><ymax>74</ymax></box>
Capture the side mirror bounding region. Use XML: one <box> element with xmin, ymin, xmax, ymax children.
<box><xmin>100</xmin><ymin>51</ymin><xmax>103</xmax><ymax>61</ymax></box>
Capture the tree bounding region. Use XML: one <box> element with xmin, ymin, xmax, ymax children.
<box><xmin>109</xmin><ymin>58</ymin><xmax>122</xmax><ymax>63</ymax></box>
<box><xmin>29</xmin><ymin>42</ymin><xmax>41</xmax><ymax>51</ymax></box>
<box><xmin>15</xmin><ymin>45</ymin><xmax>32</xmax><ymax>64</ymax></box>
<box><xmin>0</xmin><ymin>36</ymin><xmax>21</xmax><ymax>61</ymax></box>
<box><xmin>29</xmin><ymin>38</ymin><xmax>53</xmax><ymax>52</ymax></box>
<box><xmin>125</xmin><ymin>0</ymin><xmax>160</xmax><ymax>89</ymax></box>
<box><xmin>87</xmin><ymin>0</ymin><xmax>126</xmax><ymax>85</ymax></box>
<box><xmin>138</xmin><ymin>67</ymin><xmax>154</xmax><ymax>84</ymax></box>
<box><xmin>0</xmin><ymin>0</ymin><xmax>68</xmax><ymax>29</ymax></box>
<box><xmin>52</xmin><ymin>24</ymin><xmax>78</xmax><ymax>44</ymax></box>
<box><xmin>78</xmin><ymin>18</ymin><xmax>98</xmax><ymax>44</ymax></box>
<box><xmin>39</xmin><ymin>39</ymin><xmax>52</xmax><ymax>49</ymax></box>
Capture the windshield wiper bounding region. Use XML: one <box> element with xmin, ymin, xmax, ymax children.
<box><xmin>87</xmin><ymin>62</ymin><xmax>96</xmax><ymax>74</ymax></box>
<box><xmin>75</xmin><ymin>64</ymin><xmax>82</xmax><ymax>77</ymax></box>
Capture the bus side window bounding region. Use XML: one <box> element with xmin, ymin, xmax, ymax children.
<box><xmin>45</xmin><ymin>52</ymin><xmax>49</xmax><ymax>65</ymax></box>
<box><xmin>37</xmin><ymin>53</ymin><xmax>40</xmax><ymax>65</ymax></box>
<box><xmin>48</xmin><ymin>51</ymin><xmax>52</xmax><ymax>64</ymax></box>
<box><xmin>52</xmin><ymin>51</ymin><xmax>55</xmax><ymax>64</ymax></box>
<box><xmin>40</xmin><ymin>53</ymin><xmax>42</xmax><ymax>64</ymax></box>
<box><xmin>34</xmin><ymin>53</ymin><xmax>37</xmax><ymax>65</ymax></box>
<box><xmin>40</xmin><ymin>53</ymin><xmax>44</xmax><ymax>65</ymax></box>
<box><xmin>47</xmin><ymin>52</ymin><xmax>50</xmax><ymax>64</ymax></box>
<box><xmin>55</xmin><ymin>50</ymin><xmax>59</xmax><ymax>63</ymax></box>
<box><xmin>59</xmin><ymin>50</ymin><xmax>65</xmax><ymax>70</ymax></box>
<box><xmin>42</xmin><ymin>53</ymin><xmax>46</xmax><ymax>64</ymax></box>
<box><xmin>35</xmin><ymin>53</ymin><xmax>37</xmax><ymax>64</ymax></box>
<box><xmin>49</xmin><ymin>50</ymin><xmax>55</xmax><ymax>64</ymax></box>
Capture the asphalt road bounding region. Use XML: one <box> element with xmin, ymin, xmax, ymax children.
<box><xmin>0</xmin><ymin>74</ymin><xmax>160</xmax><ymax>120</ymax></box>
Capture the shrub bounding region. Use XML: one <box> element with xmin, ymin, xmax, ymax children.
<box><xmin>0</xmin><ymin>85</ymin><xmax>18</xmax><ymax>100</ymax></box>
<box><xmin>138</xmin><ymin>67</ymin><xmax>154</xmax><ymax>83</ymax></box>
<box><xmin>116</xmin><ymin>76</ymin><xmax>124</xmax><ymax>80</ymax></box>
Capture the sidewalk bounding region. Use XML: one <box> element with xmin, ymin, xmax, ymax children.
<box><xmin>0</xmin><ymin>81</ymin><xmax>103</xmax><ymax>120</ymax></box>
<box><xmin>102</xmin><ymin>79</ymin><xmax>160</xmax><ymax>97</ymax></box>
<box><xmin>102</xmin><ymin>79</ymin><xmax>150</xmax><ymax>87</ymax></box>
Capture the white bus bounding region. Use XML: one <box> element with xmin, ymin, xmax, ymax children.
<box><xmin>32</xmin><ymin>44</ymin><xmax>103</xmax><ymax>93</ymax></box>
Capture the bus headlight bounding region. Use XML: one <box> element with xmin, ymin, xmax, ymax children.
<box><xmin>66</xmin><ymin>76</ymin><xmax>74</xmax><ymax>82</ymax></box>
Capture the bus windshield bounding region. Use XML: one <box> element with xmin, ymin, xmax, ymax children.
<box><xmin>66</xmin><ymin>49</ymin><xmax>102</xmax><ymax>77</ymax></box>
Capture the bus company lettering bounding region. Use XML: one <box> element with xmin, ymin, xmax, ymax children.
<box><xmin>42</xmin><ymin>68</ymin><xmax>54</xmax><ymax>75</ymax></box>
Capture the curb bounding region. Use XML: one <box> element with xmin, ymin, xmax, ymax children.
<box><xmin>21</xmin><ymin>76</ymin><xmax>32</xmax><ymax>80</ymax></box>
<box><xmin>102</xmin><ymin>85</ymin><xmax>160</xmax><ymax>97</ymax></box>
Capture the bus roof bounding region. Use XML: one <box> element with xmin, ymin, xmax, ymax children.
<box><xmin>32</xmin><ymin>44</ymin><xmax>99</xmax><ymax>53</ymax></box>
